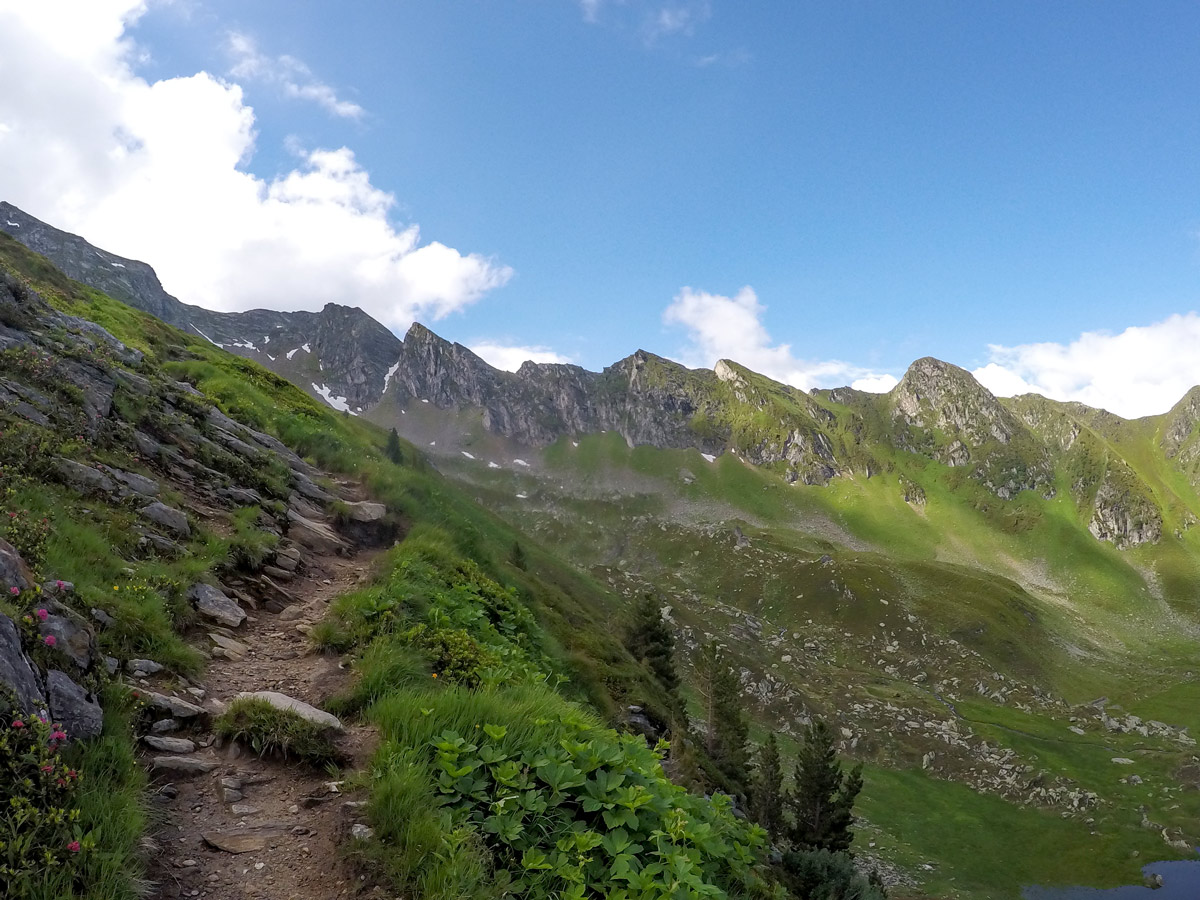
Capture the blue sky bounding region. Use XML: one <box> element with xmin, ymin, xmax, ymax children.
<box><xmin>4</xmin><ymin>1</ymin><xmax>1200</xmax><ymax>415</ymax></box>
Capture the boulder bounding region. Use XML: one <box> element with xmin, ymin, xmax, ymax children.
<box><xmin>145</xmin><ymin>691</ymin><xmax>206</xmax><ymax>719</ymax></box>
<box><xmin>220</xmin><ymin>487</ymin><xmax>264</xmax><ymax>507</ymax></box>
<box><xmin>187</xmin><ymin>583</ymin><xmax>246</xmax><ymax>628</ymax></box>
<box><xmin>45</xmin><ymin>670</ymin><xmax>103</xmax><ymax>741</ymax></box>
<box><xmin>273</xmin><ymin>545</ymin><xmax>301</xmax><ymax>572</ymax></box>
<box><xmin>39</xmin><ymin>600</ymin><xmax>96</xmax><ymax>670</ymax></box>
<box><xmin>286</xmin><ymin>509</ymin><xmax>348</xmax><ymax>555</ymax></box>
<box><xmin>236</xmin><ymin>691</ymin><xmax>343</xmax><ymax>732</ymax></box>
<box><xmin>293</xmin><ymin>473</ymin><xmax>336</xmax><ymax>504</ymax></box>
<box><xmin>0</xmin><ymin>613</ymin><xmax>46</xmax><ymax>713</ymax></box>
<box><xmin>55</xmin><ymin>458</ymin><xmax>117</xmax><ymax>495</ymax></box>
<box><xmin>108</xmin><ymin>468</ymin><xmax>160</xmax><ymax>498</ymax></box>
<box><xmin>0</xmin><ymin>538</ymin><xmax>34</xmax><ymax>591</ymax></box>
<box><xmin>340</xmin><ymin>501</ymin><xmax>387</xmax><ymax>523</ymax></box>
<box><xmin>139</xmin><ymin>502</ymin><xmax>190</xmax><ymax>537</ymax></box>
<box><xmin>127</xmin><ymin>658</ymin><xmax>163</xmax><ymax>676</ymax></box>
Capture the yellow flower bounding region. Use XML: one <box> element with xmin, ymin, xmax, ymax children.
<box><xmin>112</xmin><ymin>586</ymin><xmax>119</xmax><ymax>591</ymax></box>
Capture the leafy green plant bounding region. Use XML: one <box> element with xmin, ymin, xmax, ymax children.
<box><xmin>214</xmin><ymin>697</ymin><xmax>341</xmax><ymax>764</ymax></box>
<box><xmin>0</xmin><ymin>709</ymin><xmax>93</xmax><ymax>896</ymax></box>
<box><xmin>0</xmin><ymin>498</ymin><xmax>52</xmax><ymax>575</ymax></box>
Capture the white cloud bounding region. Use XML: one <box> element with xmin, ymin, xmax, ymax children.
<box><xmin>0</xmin><ymin>2</ymin><xmax>512</xmax><ymax>330</ymax></box>
<box><xmin>850</xmin><ymin>374</ymin><xmax>899</xmax><ymax>393</ymax></box>
<box><xmin>227</xmin><ymin>32</ymin><xmax>364</xmax><ymax>120</ymax></box>
<box><xmin>578</xmin><ymin>0</ymin><xmax>603</xmax><ymax>24</ymax></box>
<box><xmin>470</xmin><ymin>342</ymin><xmax>573</xmax><ymax>372</ymax></box>
<box><xmin>663</xmin><ymin>286</ymin><xmax>898</xmax><ymax>392</ymax></box>
<box><xmin>972</xmin><ymin>312</ymin><xmax>1200</xmax><ymax>418</ymax></box>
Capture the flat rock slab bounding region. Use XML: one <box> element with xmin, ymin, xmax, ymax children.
<box><xmin>152</xmin><ymin>755</ymin><xmax>218</xmax><ymax>775</ymax></box>
<box><xmin>0</xmin><ymin>613</ymin><xmax>45</xmax><ymax>712</ymax></box>
<box><xmin>342</xmin><ymin>500</ymin><xmax>387</xmax><ymax>523</ymax></box>
<box><xmin>202</xmin><ymin>829</ymin><xmax>280</xmax><ymax>854</ymax></box>
<box><xmin>139</xmin><ymin>501</ymin><xmax>191</xmax><ymax>537</ymax></box>
<box><xmin>143</xmin><ymin>735</ymin><xmax>196</xmax><ymax>754</ymax></box>
<box><xmin>1112</xmin><ymin>757</ymin><xmax>1136</xmax><ymax>765</ymax></box>
<box><xmin>188</xmin><ymin>583</ymin><xmax>246</xmax><ymax>628</ymax></box>
<box><xmin>209</xmin><ymin>632</ymin><xmax>248</xmax><ymax>657</ymax></box>
<box><xmin>146</xmin><ymin>691</ymin><xmax>206</xmax><ymax>718</ymax></box>
<box><xmin>237</xmin><ymin>690</ymin><xmax>343</xmax><ymax>732</ymax></box>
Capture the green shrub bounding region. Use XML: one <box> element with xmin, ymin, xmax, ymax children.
<box><xmin>0</xmin><ymin>710</ymin><xmax>92</xmax><ymax>896</ymax></box>
<box><xmin>214</xmin><ymin>698</ymin><xmax>340</xmax><ymax>764</ymax></box>
<box><xmin>226</xmin><ymin>507</ymin><xmax>279</xmax><ymax>571</ymax></box>
<box><xmin>0</xmin><ymin>503</ymin><xmax>51</xmax><ymax>575</ymax></box>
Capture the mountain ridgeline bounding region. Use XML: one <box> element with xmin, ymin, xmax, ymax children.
<box><xmin>4</xmin><ymin>200</ymin><xmax>1199</xmax><ymax>550</ymax></box>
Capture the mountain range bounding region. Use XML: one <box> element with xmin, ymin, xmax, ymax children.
<box><xmin>5</xmin><ymin>199</ymin><xmax>1197</xmax><ymax>553</ymax></box>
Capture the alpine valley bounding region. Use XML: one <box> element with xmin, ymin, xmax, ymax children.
<box><xmin>5</xmin><ymin>201</ymin><xmax>1200</xmax><ymax>899</ymax></box>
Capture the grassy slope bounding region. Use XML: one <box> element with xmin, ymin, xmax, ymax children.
<box><xmin>437</xmin><ymin>424</ymin><xmax>1200</xmax><ymax>898</ymax></box>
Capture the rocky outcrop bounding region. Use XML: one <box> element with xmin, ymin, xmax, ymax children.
<box><xmin>45</xmin><ymin>669</ymin><xmax>103</xmax><ymax>740</ymax></box>
<box><xmin>187</xmin><ymin>584</ymin><xmax>246</xmax><ymax>629</ymax></box>
<box><xmin>1088</xmin><ymin>470</ymin><xmax>1163</xmax><ymax>548</ymax></box>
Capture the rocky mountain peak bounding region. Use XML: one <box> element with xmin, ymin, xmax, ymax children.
<box><xmin>892</xmin><ymin>356</ymin><xmax>1016</xmax><ymax>447</ymax></box>
<box><xmin>1162</xmin><ymin>385</ymin><xmax>1200</xmax><ymax>458</ymax></box>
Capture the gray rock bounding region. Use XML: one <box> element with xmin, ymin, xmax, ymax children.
<box><xmin>293</xmin><ymin>473</ymin><xmax>336</xmax><ymax>504</ymax></box>
<box><xmin>54</xmin><ymin>458</ymin><xmax>117</xmax><ymax>494</ymax></box>
<box><xmin>90</xmin><ymin>607</ymin><xmax>113</xmax><ymax>628</ymax></box>
<box><xmin>45</xmin><ymin>670</ymin><xmax>103</xmax><ymax>741</ymax></box>
<box><xmin>350</xmin><ymin>823</ymin><xmax>374</xmax><ymax>840</ymax></box>
<box><xmin>209</xmin><ymin>633</ymin><xmax>248</xmax><ymax>658</ymax></box>
<box><xmin>262</xmin><ymin>565</ymin><xmax>294</xmax><ymax>581</ymax></box>
<box><xmin>143</xmin><ymin>735</ymin><xmax>196</xmax><ymax>753</ymax></box>
<box><xmin>0</xmin><ymin>538</ymin><xmax>34</xmax><ymax>591</ymax></box>
<box><xmin>273</xmin><ymin>545</ymin><xmax>301</xmax><ymax>572</ymax></box>
<box><xmin>151</xmin><ymin>756</ymin><xmax>217</xmax><ymax>775</ymax></box>
<box><xmin>137</xmin><ymin>533</ymin><xmax>181</xmax><ymax>556</ymax></box>
<box><xmin>340</xmin><ymin>500</ymin><xmax>387</xmax><ymax>523</ymax></box>
<box><xmin>151</xmin><ymin>718</ymin><xmax>181</xmax><ymax>734</ymax></box>
<box><xmin>133</xmin><ymin>431</ymin><xmax>167</xmax><ymax>459</ymax></box>
<box><xmin>104</xmin><ymin>656</ymin><xmax>119</xmax><ymax>676</ymax></box>
<box><xmin>0</xmin><ymin>613</ymin><xmax>46</xmax><ymax>713</ymax></box>
<box><xmin>139</xmin><ymin>502</ymin><xmax>190</xmax><ymax>537</ymax></box>
<box><xmin>145</xmin><ymin>691</ymin><xmax>206</xmax><ymax>719</ymax></box>
<box><xmin>187</xmin><ymin>583</ymin><xmax>245</xmax><ymax>628</ymax></box>
<box><xmin>221</xmin><ymin>487</ymin><xmax>264</xmax><ymax>507</ymax></box>
<box><xmin>39</xmin><ymin>601</ymin><xmax>96</xmax><ymax>670</ymax></box>
<box><xmin>1111</xmin><ymin>757</ymin><xmax>1135</xmax><ymax>765</ymax></box>
<box><xmin>236</xmin><ymin>691</ymin><xmax>343</xmax><ymax>732</ymax></box>
<box><xmin>285</xmin><ymin>509</ymin><xmax>348</xmax><ymax>555</ymax></box>
<box><xmin>108</xmin><ymin>468</ymin><xmax>160</xmax><ymax>498</ymax></box>
<box><xmin>127</xmin><ymin>658</ymin><xmax>164</xmax><ymax>675</ymax></box>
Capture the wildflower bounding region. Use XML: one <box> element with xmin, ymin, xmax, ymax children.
<box><xmin>67</xmin><ymin>841</ymin><xmax>80</xmax><ymax>853</ymax></box>
<box><xmin>431</xmin><ymin>673</ymin><xmax>438</xmax><ymax>679</ymax></box>
<box><xmin>55</xmin><ymin>580</ymin><xmax>64</xmax><ymax>589</ymax></box>
<box><xmin>35</xmin><ymin>608</ymin><xmax>47</xmax><ymax>621</ymax></box>
<box><xmin>11</xmin><ymin>720</ymin><xmax>24</xmax><ymax>729</ymax></box>
<box><xmin>41</xmin><ymin>764</ymin><xmax>53</xmax><ymax>772</ymax></box>
<box><xmin>8</xmin><ymin>586</ymin><xmax>17</xmax><ymax>595</ymax></box>
<box><xmin>51</xmin><ymin>730</ymin><xmax>67</xmax><ymax>741</ymax></box>
<box><xmin>43</xmin><ymin>635</ymin><xmax>56</xmax><ymax>647</ymax></box>
<box><xmin>113</xmin><ymin>586</ymin><xmax>119</xmax><ymax>591</ymax></box>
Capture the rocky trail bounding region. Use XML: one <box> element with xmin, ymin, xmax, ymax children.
<box><xmin>138</xmin><ymin>498</ymin><xmax>385</xmax><ymax>900</ymax></box>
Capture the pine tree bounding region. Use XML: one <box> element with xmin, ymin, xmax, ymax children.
<box><xmin>626</xmin><ymin>593</ymin><xmax>679</xmax><ymax>695</ymax></box>
<box><xmin>694</xmin><ymin>639</ymin><xmax>750</xmax><ymax>790</ymax></box>
<box><xmin>385</xmin><ymin>427</ymin><xmax>403</xmax><ymax>464</ymax></box>
<box><xmin>749</xmin><ymin>732</ymin><xmax>785</xmax><ymax>839</ymax></box>
<box><xmin>786</xmin><ymin>718</ymin><xmax>863</xmax><ymax>854</ymax></box>
<box><xmin>509</xmin><ymin>540</ymin><xmax>527</xmax><ymax>570</ymax></box>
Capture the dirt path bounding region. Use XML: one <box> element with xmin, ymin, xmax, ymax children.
<box><xmin>141</xmin><ymin>520</ymin><xmax>384</xmax><ymax>900</ymax></box>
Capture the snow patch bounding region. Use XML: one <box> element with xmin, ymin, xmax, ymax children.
<box><xmin>701</xmin><ymin>453</ymin><xmax>716</xmax><ymax>463</ymax></box>
<box><xmin>4</xmin><ymin>220</ymin><xmax>19</xmax><ymax>227</ymax></box>
<box><xmin>262</xmin><ymin>335</ymin><xmax>270</xmax><ymax>345</ymax></box>
<box><xmin>229</xmin><ymin>339</ymin><xmax>258</xmax><ymax>351</ymax></box>
<box><xmin>301</xmin><ymin>343</ymin><xmax>312</xmax><ymax>353</ymax></box>
<box><xmin>190</xmin><ymin>324</ymin><xmax>223</xmax><ymax>348</ymax></box>
<box><xmin>487</xmin><ymin>461</ymin><xmax>500</xmax><ymax>469</ymax></box>
<box><xmin>382</xmin><ymin>360</ymin><xmax>402</xmax><ymax>394</ymax></box>
<box><xmin>515</xmin><ymin>493</ymin><xmax>528</xmax><ymax>499</ymax></box>
<box><xmin>421</xmin><ymin>398</ymin><xmax>429</xmax><ymax>404</ymax></box>
<box><xmin>513</xmin><ymin>459</ymin><xmax>530</xmax><ymax>468</ymax></box>
<box><xmin>571</xmin><ymin>441</ymin><xmax>579</xmax><ymax>448</ymax></box>
<box><xmin>286</xmin><ymin>348</ymin><xmax>299</xmax><ymax>360</ymax></box>
<box><xmin>267</xmin><ymin>354</ymin><xmax>276</xmax><ymax>361</ymax></box>
<box><xmin>110</xmin><ymin>262</ymin><xmax>125</xmax><ymax>268</ymax></box>
<box><xmin>429</xmin><ymin>441</ymin><xmax>436</xmax><ymax>446</ymax></box>
<box><xmin>311</xmin><ymin>383</ymin><xmax>357</xmax><ymax>415</ymax></box>
<box><xmin>461</xmin><ymin>451</ymin><xmax>476</xmax><ymax>460</ymax></box>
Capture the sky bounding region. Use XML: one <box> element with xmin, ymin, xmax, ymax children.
<box><xmin>2</xmin><ymin>1</ymin><xmax>1200</xmax><ymax>417</ymax></box>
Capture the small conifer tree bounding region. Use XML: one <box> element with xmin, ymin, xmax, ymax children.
<box><xmin>626</xmin><ymin>593</ymin><xmax>679</xmax><ymax>695</ymax></box>
<box><xmin>750</xmin><ymin>732</ymin><xmax>785</xmax><ymax>839</ymax></box>
<box><xmin>695</xmin><ymin>639</ymin><xmax>750</xmax><ymax>790</ymax></box>
<box><xmin>787</xmin><ymin>718</ymin><xmax>863</xmax><ymax>853</ymax></box>
<box><xmin>385</xmin><ymin>427</ymin><xmax>403</xmax><ymax>464</ymax></box>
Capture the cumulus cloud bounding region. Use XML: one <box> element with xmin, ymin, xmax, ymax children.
<box><xmin>469</xmin><ymin>342</ymin><xmax>574</xmax><ymax>372</ymax></box>
<box><xmin>971</xmin><ymin>313</ymin><xmax>1200</xmax><ymax>418</ymax></box>
<box><xmin>0</xmin><ymin>1</ymin><xmax>512</xmax><ymax>330</ymax></box>
<box><xmin>227</xmin><ymin>32</ymin><xmax>364</xmax><ymax>120</ymax></box>
<box><xmin>663</xmin><ymin>286</ymin><xmax>898</xmax><ymax>392</ymax></box>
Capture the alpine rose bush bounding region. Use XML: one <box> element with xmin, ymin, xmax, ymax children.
<box><xmin>0</xmin><ymin>712</ymin><xmax>92</xmax><ymax>894</ymax></box>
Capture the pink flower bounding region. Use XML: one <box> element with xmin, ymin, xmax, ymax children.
<box><xmin>51</xmin><ymin>730</ymin><xmax>67</xmax><ymax>741</ymax></box>
<box><xmin>43</xmin><ymin>635</ymin><xmax>56</xmax><ymax>647</ymax></box>
<box><xmin>67</xmin><ymin>841</ymin><xmax>80</xmax><ymax>853</ymax></box>
<box><xmin>35</xmin><ymin>608</ymin><xmax>47</xmax><ymax>621</ymax></box>
<box><xmin>11</xmin><ymin>720</ymin><xmax>23</xmax><ymax>729</ymax></box>
<box><xmin>55</xmin><ymin>580</ymin><xmax>64</xmax><ymax>589</ymax></box>
<box><xmin>41</xmin><ymin>764</ymin><xmax>53</xmax><ymax>772</ymax></box>
<box><xmin>8</xmin><ymin>586</ymin><xmax>17</xmax><ymax>595</ymax></box>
